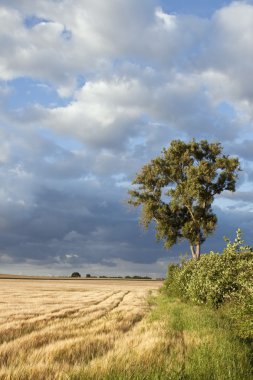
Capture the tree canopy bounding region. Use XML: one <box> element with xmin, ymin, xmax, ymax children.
<box><xmin>128</xmin><ymin>139</ymin><xmax>240</xmax><ymax>259</ymax></box>
<box><xmin>71</xmin><ymin>272</ymin><xmax>81</xmax><ymax>278</ymax></box>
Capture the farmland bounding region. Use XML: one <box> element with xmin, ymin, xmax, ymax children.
<box><xmin>0</xmin><ymin>278</ymin><xmax>251</xmax><ymax>380</ymax></box>
<box><xmin>0</xmin><ymin>279</ymin><xmax>162</xmax><ymax>379</ymax></box>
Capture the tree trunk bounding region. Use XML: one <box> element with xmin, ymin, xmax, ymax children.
<box><xmin>190</xmin><ymin>243</ymin><xmax>201</xmax><ymax>260</ymax></box>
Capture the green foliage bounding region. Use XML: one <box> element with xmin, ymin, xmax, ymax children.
<box><xmin>128</xmin><ymin>139</ymin><xmax>240</xmax><ymax>259</ymax></box>
<box><xmin>164</xmin><ymin>229</ymin><xmax>253</xmax><ymax>340</ymax></box>
<box><xmin>71</xmin><ymin>272</ymin><xmax>81</xmax><ymax>278</ymax></box>
<box><xmin>223</xmin><ymin>227</ymin><xmax>252</xmax><ymax>254</ymax></box>
<box><xmin>163</xmin><ymin>263</ymin><xmax>181</xmax><ymax>297</ymax></box>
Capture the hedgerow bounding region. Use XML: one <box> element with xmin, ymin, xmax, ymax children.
<box><xmin>164</xmin><ymin>229</ymin><xmax>253</xmax><ymax>340</ymax></box>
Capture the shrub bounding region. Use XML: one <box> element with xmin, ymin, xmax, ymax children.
<box><xmin>163</xmin><ymin>263</ymin><xmax>180</xmax><ymax>296</ymax></box>
<box><xmin>164</xmin><ymin>229</ymin><xmax>253</xmax><ymax>339</ymax></box>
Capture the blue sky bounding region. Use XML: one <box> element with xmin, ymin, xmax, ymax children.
<box><xmin>160</xmin><ymin>0</ymin><xmax>234</xmax><ymax>16</ymax></box>
<box><xmin>0</xmin><ymin>0</ymin><xmax>253</xmax><ymax>276</ymax></box>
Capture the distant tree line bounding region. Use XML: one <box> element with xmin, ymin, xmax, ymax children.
<box><xmin>70</xmin><ymin>272</ymin><xmax>154</xmax><ymax>280</ymax></box>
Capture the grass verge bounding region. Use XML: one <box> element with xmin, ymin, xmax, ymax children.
<box><xmin>150</xmin><ymin>294</ymin><xmax>253</xmax><ymax>380</ymax></box>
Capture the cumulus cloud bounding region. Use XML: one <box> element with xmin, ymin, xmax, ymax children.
<box><xmin>0</xmin><ymin>1</ymin><xmax>253</xmax><ymax>275</ymax></box>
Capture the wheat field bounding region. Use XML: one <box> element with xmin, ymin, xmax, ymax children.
<box><xmin>0</xmin><ymin>279</ymin><xmax>163</xmax><ymax>380</ymax></box>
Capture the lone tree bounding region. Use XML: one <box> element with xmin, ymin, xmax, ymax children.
<box><xmin>128</xmin><ymin>139</ymin><xmax>240</xmax><ymax>260</ymax></box>
<box><xmin>71</xmin><ymin>272</ymin><xmax>81</xmax><ymax>278</ymax></box>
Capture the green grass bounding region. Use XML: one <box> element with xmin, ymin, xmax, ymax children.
<box><xmin>149</xmin><ymin>294</ymin><xmax>253</xmax><ymax>380</ymax></box>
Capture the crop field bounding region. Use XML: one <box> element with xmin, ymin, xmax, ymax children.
<box><xmin>0</xmin><ymin>279</ymin><xmax>162</xmax><ymax>380</ymax></box>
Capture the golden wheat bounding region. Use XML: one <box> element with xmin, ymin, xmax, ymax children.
<box><xmin>0</xmin><ymin>279</ymin><xmax>162</xmax><ymax>379</ymax></box>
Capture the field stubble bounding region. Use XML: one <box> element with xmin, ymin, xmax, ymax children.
<box><xmin>0</xmin><ymin>279</ymin><xmax>162</xmax><ymax>380</ymax></box>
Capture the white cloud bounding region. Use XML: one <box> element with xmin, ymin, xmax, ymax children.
<box><xmin>0</xmin><ymin>1</ymin><xmax>157</xmax><ymax>94</ymax></box>
<box><xmin>194</xmin><ymin>3</ymin><xmax>253</xmax><ymax>110</ymax></box>
<box><xmin>155</xmin><ymin>7</ymin><xmax>177</xmax><ymax>30</ymax></box>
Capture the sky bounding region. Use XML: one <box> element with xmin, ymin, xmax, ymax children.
<box><xmin>0</xmin><ymin>0</ymin><xmax>253</xmax><ymax>277</ymax></box>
